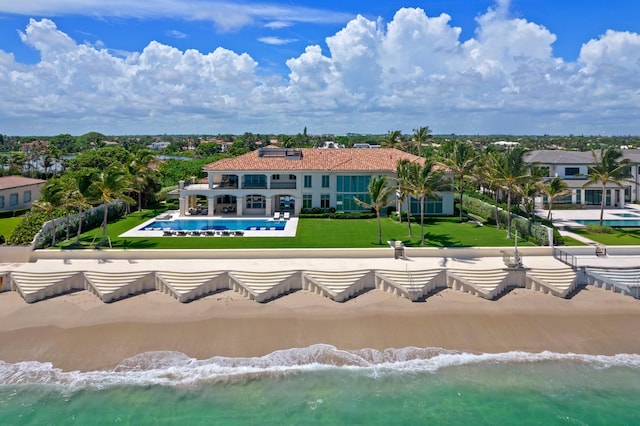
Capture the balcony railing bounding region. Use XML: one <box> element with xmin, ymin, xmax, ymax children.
<box><xmin>214</xmin><ymin>181</ymin><xmax>238</xmax><ymax>189</ymax></box>
<box><xmin>271</xmin><ymin>182</ymin><xmax>297</xmax><ymax>190</ymax></box>
<box><xmin>242</xmin><ymin>183</ymin><xmax>268</xmax><ymax>189</ymax></box>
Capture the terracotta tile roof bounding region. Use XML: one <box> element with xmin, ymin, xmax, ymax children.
<box><xmin>0</xmin><ymin>176</ymin><xmax>46</xmax><ymax>190</ymax></box>
<box><xmin>204</xmin><ymin>148</ymin><xmax>426</xmax><ymax>173</ymax></box>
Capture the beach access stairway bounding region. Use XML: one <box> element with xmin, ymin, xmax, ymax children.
<box><xmin>585</xmin><ymin>268</ymin><xmax>640</xmax><ymax>299</ymax></box>
<box><xmin>301</xmin><ymin>270</ymin><xmax>372</xmax><ymax>302</ymax></box>
<box><xmin>228</xmin><ymin>270</ymin><xmax>298</xmax><ymax>302</ymax></box>
<box><xmin>83</xmin><ymin>271</ymin><xmax>155</xmax><ymax>303</ymax></box>
<box><xmin>525</xmin><ymin>267</ymin><xmax>577</xmax><ymax>298</ymax></box>
<box><xmin>446</xmin><ymin>269</ymin><xmax>510</xmax><ymax>300</ymax></box>
<box><xmin>10</xmin><ymin>271</ymin><xmax>82</xmax><ymax>303</ymax></box>
<box><xmin>375</xmin><ymin>269</ymin><xmax>445</xmax><ymax>301</ymax></box>
<box><xmin>156</xmin><ymin>271</ymin><xmax>227</xmax><ymax>303</ymax></box>
<box><xmin>1</xmin><ymin>263</ymin><xmax>616</xmax><ymax>304</ymax></box>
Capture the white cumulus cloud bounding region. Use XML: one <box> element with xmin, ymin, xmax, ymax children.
<box><xmin>1</xmin><ymin>4</ymin><xmax>640</xmax><ymax>135</ymax></box>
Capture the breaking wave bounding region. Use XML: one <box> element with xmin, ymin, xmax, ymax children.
<box><xmin>1</xmin><ymin>344</ymin><xmax>639</xmax><ymax>389</ymax></box>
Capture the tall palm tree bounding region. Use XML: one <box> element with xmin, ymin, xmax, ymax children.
<box><xmin>128</xmin><ymin>149</ymin><xmax>158</xmax><ymax>212</ymax></box>
<box><xmin>412</xmin><ymin>126</ymin><xmax>432</xmax><ymax>156</ymax></box>
<box><xmin>486</xmin><ymin>147</ymin><xmax>532</xmax><ymax>238</ymax></box>
<box><xmin>53</xmin><ymin>175</ymin><xmax>91</xmax><ymax>242</ymax></box>
<box><xmin>440</xmin><ymin>142</ymin><xmax>475</xmax><ymax>221</ymax></box>
<box><xmin>36</xmin><ymin>179</ymin><xmax>63</xmax><ymax>247</ymax></box>
<box><xmin>88</xmin><ymin>163</ymin><xmax>134</xmax><ymax>247</ymax></box>
<box><xmin>405</xmin><ymin>160</ymin><xmax>452</xmax><ymax>245</ymax></box>
<box><xmin>582</xmin><ymin>147</ymin><xmax>632</xmax><ymax>226</ymax></box>
<box><xmin>74</xmin><ymin>171</ymin><xmax>94</xmax><ymax>245</ymax></box>
<box><xmin>353</xmin><ymin>176</ymin><xmax>395</xmax><ymax>245</ymax></box>
<box><xmin>542</xmin><ymin>177</ymin><xmax>571</xmax><ymax>220</ymax></box>
<box><xmin>395</xmin><ymin>159</ymin><xmax>414</xmax><ymax>237</ymax></box>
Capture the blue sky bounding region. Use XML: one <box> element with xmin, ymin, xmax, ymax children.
<box><xmin>0</xmin><ymin>0</ymin><xmax>639</xmax><ymax>136</ymax></box>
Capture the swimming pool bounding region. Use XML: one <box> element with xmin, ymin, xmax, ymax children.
<box><xmin>612</xmin><ymin>213</ymin><xmax>640</xmax><ymax>218</ymax></box>
<box><xmin>144</xmin><ymin>218</ymin><xmax>286</xmax><ymax>231</ymax></box>
<box><xmin>574</xmin><ymin>219</ymin><xmax>640</xmax><ymax>227</ymax></box>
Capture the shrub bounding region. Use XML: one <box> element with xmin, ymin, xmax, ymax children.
<box><xmin>585</xmin><ymin>224</ymin><xmax>614</xmax><ymax>234</ymax></box>
<box><xmin>22</xmin><ymin>201</ymin><xmax>129</xmax><ymax>248</ymax></box>
<box><xmin>0</xmin><ymin>234</ymin><xmax>5</xmax><ymax>244</ymax></box>
<box><xmin>461</xmin><ymin>194</ymin><xmax>553</xmax><ymax>246</ymax></box>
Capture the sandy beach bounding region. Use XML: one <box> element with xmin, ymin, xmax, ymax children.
<box><xmin>2</xmin><ymin>283</ymin><xmax>640</xmax><ymax>372</ymax></box>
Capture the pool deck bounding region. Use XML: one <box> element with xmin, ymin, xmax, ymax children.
<box><xmin>119</xmin><ymin>212</ymin><xmax>299</xmax><ymax>238</ymax></box>
<box><xmin>543</xmin><ymin>204</ymin><xmax>640</xmax><ymax>228</ymax></box>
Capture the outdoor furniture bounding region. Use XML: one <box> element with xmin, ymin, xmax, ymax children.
<box><xmin>273</xmin><ymin>212</ymin><xmax>281</xmax><ymax>220</ymax></box>
<box><xmin>283</xmin><ymin>212</ymin><xmax>290</xmax><ymax>220</ymax></box>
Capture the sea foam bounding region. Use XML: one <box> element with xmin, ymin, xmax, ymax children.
<box><xmin>1</xmin><ymin>344</ymin><xmax>639</xmax><ymax>389</ymax></box>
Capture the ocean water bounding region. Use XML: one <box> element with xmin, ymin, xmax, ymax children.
<box><xmin>1</xmin><ymin>345</ymin><xmax>639</xmax><ymax>425</ymax></box>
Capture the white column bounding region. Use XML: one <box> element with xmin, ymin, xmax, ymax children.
<box><xmin>208</xmin><ymin>197</ymin><xmax>215</xmax><ymax>216</ymax></box>
<box><xmin>265</xmin><ymin>196</ymin><xmax>273</xmax><ymax>215</ymax></box>
<box><xmin>236</xmin><ymin>196</ymin><xmax>243</xmax><ymax>216</ymax></box>
<box><xmin>179</xmin><ymin>197</ymin><xmax>186</xmax><ymax>216</ymax></box>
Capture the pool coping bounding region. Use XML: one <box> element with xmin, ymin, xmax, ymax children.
<box><xmin>119</xmin><ymin>211</ymin><xmax>299</xmax><ymax>238</ymax></box>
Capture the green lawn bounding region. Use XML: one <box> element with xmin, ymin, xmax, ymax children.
<box><xmin>57</xmin><ymin>210</ymin><xmax>533</xmax><ymax>249</ymax></box>
<box><xmin>0</xmin><ymin>217</ymin><xmax>24</xmax><ymax>239</ymax></box>
<box><xmin>569</xmin><ymin>227</ymin><xmax>640</xmax><ymax>245</ymax></box>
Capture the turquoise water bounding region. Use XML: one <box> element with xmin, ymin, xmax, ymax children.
<box><xmin>2</xmin><ymin>345</ymin><xmax>640</xmax><ymax>425</ymax></box>
<box><xmin>144</xmin><ymin>218</ymin><xmax>286</xmax><ymax>231</ymax></box>
<box><xmin>574</xmin><ymin>219</ymin><xmax>640</xmax><ymax>227</ymax></box>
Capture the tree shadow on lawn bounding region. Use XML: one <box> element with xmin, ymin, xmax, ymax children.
<box><xmin>58</xmin><ymin>235</ymin><xmax>157</xmax><ymax>250</ymax></box>
<box><xmin>613</xmin><ymin>228</ymin><xmax>640</xmax><ymax>240</ymax></box>
<box><xmin>412</xmin><ymin>232</ymin><xmax>464</xmax><ymax>248</ymax></box>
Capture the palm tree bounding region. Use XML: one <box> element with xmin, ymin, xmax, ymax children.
<box><xmin>74</xmin><ymin>171</ymin><xmax>94</xmax><ymax>245</ymax></box>
<box><xmin>8</xmin><ymin>152</ymin><xmax>25</xmax><ymax>175</ymax></box>
<box><xmin>0</xmin><ymin>155</ymin><xmax>8</xmax><ymax>176</ymax></box>
<box><xmin>582</xmin><ymin>147</ymin><xmax>632</xmax><ymax>226</ymax></box>
<box><xmin>412</xmin><ymin>126</ymin><xmax>432</xmax><ymax>156</ymax></box>
<box><xmin>128</xmin><ymin>149</ymin><xmax>158</xmax><ymax>212</ymax></box>
<box><xmin>440</xmin><ymin>142</ymin><xmax>475</xmax><ymax>221</ymax></box>
<box><xmin>53</xmin><ymin>175</ymin><xmax>91</xmax><ymax>242</ymax></box>
<box><xmin>404</xmin><ymin>160</ymin><xmax>452</xmax><ymax>245</ymax></box>
<box><xmin>36</xmin><ymin>180</ymin><xmax>63</xmax><ymax>247</ymax></box>
<box><xmin>353</xmin><ymin>176</ymin><xmax>395</xmax><ymax>245</ymax></box>
<box><xmin>381</xmin><ymin>130</ymin><xmax>403</xmax><ymax>149</ymax></box>
<box><xmin>486</xmin><ymin>147</ymin><xmax>532</xmax><ymax>238</ymax></box>
<box><xmin>88</xmin><ymin>163</ymin><xmax>134</xmax><ymax>247</ymax></box>
<box><xmin>542</xmin><ymin>177</ymin><xmax>571</xmax><ymax>220</ymax></box>
<box><xmin>395</xmin><ymin>159</ymin><xmax>414</xmax><ymax>237</ymax></box>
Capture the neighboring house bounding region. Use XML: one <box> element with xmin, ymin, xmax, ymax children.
<box><xmin>178</xmin><ymin>147</ymin><xmax>454</xmax><ymax>217</ymax></box>
<box><xmin>148</xmin><ymin>141</ymin><xmax>171</xmax><ymax>151</ymax></box>
<box><xmin>0</xmin><ymin>176</ymin><xmax>46</xmax><ymax>212</ymax></box>
<box><xmin>525</xmin><ymin>150</ymin><xmax>640</xmax><ymax>207</ymax></box>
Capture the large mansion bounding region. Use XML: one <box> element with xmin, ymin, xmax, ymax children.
<box><xmin>178</xmin><ymin>147</ymin><xmax>454</xmax><ymax>217</ymax></box>
<box><xmin>525</xmin><ymin>149</ymin><xmax>640</xmax><ymax>207</ymax></box>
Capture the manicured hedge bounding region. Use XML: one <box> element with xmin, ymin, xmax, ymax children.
<box><xmin>9</xmin><ymin>201</ymin><xmax>128</xmax><ymax>248</ymax></box>
<box><xmin>461</xmin><ymin>195</ymin><xmax>558</xmax><ymax>246</ymax></box>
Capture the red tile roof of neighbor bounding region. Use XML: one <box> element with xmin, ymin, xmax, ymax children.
<box><xmin>0</xmin><ymin>176</ymin><xmax>46</xmax><ymax>190</ymax></box>
<box><xmin>204</xmin><ymin>148</ymin><xmax>427</xmax><ymax>172</ymax></box>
